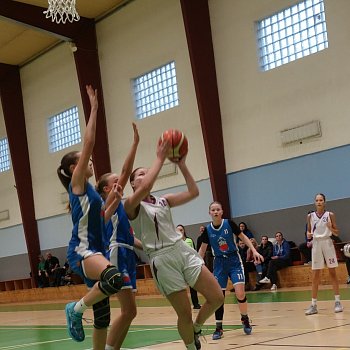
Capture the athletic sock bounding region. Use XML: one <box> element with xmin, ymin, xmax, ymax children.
<box><xmin>74</xmin><ymin>298</ymin><xmax>88</xmax><ymax>313</ymax></box>
<box><xmin>335</xmin><ymin>295</ymin><xmax>341</xmax><ymax>302</ymax></box>
<box><xmin>186</xmin><ymin>343</ymin><xmax>196</xmax><ymax>350</ymax></box>
<box><xmin>105</xmin><ymin>345</ymin><xmax>114</xmax><ymax>350</ymax></box>
<box><xmin>311</xmin><ymin>298</ymin><xmax>317</xmax><ymax>306</ymax></box>
<box><xmin>215</xmin><ymin>320</ymin><xmax>223</xmax><ymax>330</ymax></box>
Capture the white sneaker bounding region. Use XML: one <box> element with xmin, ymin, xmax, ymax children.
<box><xmin>334</xmin><ymin>301</ymin><xmax>343</xmax><ymax>313</ymax></box>
<box><xmin>305</xmin><ymin>304</ymin><xmax>318</xmax><ymax>315</ymax></box>
<box><xmin>270</xmin><ymin>284</ymin><xmax>277</xmax><ymax>291</ymax></box>
<box><xmin>259</xmin><ymin>277</ymin><xmax>271</xmax><ymax>284</ymax></box>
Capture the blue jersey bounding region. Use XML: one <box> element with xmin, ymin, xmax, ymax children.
<box><xmin>67</xmin><ymin>182</ymin><xmax>107</xmax><ymax>266</ymax></box>
<box><xmin>106</xmin><ymin>202</ymin><xmax>135</xmax><ymax>247</ymax></box>
<box><xmin>205</xmin><ymin>219</ymin><xmax>239</xmax><ymax>257</ymax></box>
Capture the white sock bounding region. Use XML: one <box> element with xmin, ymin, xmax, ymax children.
<box><xmin>186</xmin><ymin>342</ymin><xmax>196</xmax><ymax>350</ymax></box>
<box><xmin>311</xmin><ymin>298</ymin><xmax>317</xmax><ymax>306</ymax></box>
<box><xmin>74</xmin><ymin>298</ymin><xmax>88</xmax><ymax>313</ymax></box>
<box><xmin>193</xmin><ymin>322</ymin><xmax>202</xmax><ymax>333</ymax></box>
<box><xmin>335</xmin><ymin>295</ymin><xmax>340</xmax><ymax>302</ymax></box>
<box><xmin>105</xmin><ymin>345</ymin><xmax>114</xmax><ymax>350</ymax></box>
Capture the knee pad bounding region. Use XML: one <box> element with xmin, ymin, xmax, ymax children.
<box><xmin>93</xmin><ymin>298</ymin><xmax>110</xmax><ymax>329</ymax></box>
<box><xmin>237</xmin><ymin>296</ymin><xmax>247</xmax><ymax>303</ymax></box>
<box><xmin>99</xmin><ymin>265</ymin><xmax>123</xmax><ymax>296</ymax></box>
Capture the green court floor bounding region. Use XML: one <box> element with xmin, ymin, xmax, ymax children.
<box><xmin>0</xmin><ymin>286</ymin><xmax>349</xmax><ymax>349</ymax></box>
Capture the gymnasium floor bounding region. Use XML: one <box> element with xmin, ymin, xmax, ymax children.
<box><xmin>0</xmin><ymin>285</ymin><xmax>349</xmax><ymax>350</ymax></box>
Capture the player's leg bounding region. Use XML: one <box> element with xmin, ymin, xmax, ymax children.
<box><xmin>167</xmin><ymin>289</ymin><xmax>198</xmax><ymax>349</ymax></box>
<box><xmin>106</xmin><ymin>289</ymin><xmax>137</xmax><ymax>349</ymax></box>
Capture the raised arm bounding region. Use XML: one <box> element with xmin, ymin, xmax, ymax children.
<box><xmin>124</xmin><ymin>139</ymin><xmax>170</xmax><ymax>220</ymax></box>
<box><xmin>71</xmin><ymin>85</ymin><xmax>98</xmax><ymax>194</ymax></box>
<box><xmin>118</xmin><ymin>122</ymin><xmax>139</xmax><ymax>190</ymax></box>
<box><xmin>163</xmin><ymin>156</ymin><xmax>199</xmax><ymax>208</ymax></box>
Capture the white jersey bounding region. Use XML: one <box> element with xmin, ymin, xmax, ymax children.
<box><xmin>310</xmin><ymin>211</ymin><xmax>332</xmax><ymax>239</ymax></box>
<box><xmin>130</xmin><ymin>195</ymin><xmax>182</xmax><ymax>256</ymax></box>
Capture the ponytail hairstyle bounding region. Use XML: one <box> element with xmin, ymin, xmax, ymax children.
<box><xmin>209</xmin><ymin>200</ymin><xmax>222</xmax><ymax>211</ymax></box>
<box><xmin>57</xmin><ymin>151</ymin><xmax>79</xmax><ymax>192</ymax></box>
<box><xmin>96</xmin><ymin>173</ymin><xmax>112</xmax><ymax>200</ymax></box>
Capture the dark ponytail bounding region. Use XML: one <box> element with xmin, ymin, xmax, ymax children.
<box><xmin>57</xmin><ymin>151</ymin><xmax>79</xmax><ymax>192</ymax></box>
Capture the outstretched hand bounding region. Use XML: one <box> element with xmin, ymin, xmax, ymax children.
<box><xmin>157</xmin><ymin>138</ymin><xmax>171</xmax><ymax>162</ymax></box>
<box><xmin>86</xmin><ymin>85</ymin><xmax>98</xmax><ymax>110</ymax></box>
<box><xmin>112</xmin><ymin>183</ymin><xmax>123</xmax><ymax>201</ymax></box>
<box><xmin>253</xmin><ymin>252</ymin><xmax>264</xmax><ymax>264</ymax></box>
<box><xmin>132</xmin><ymin>122</ymin><xmax>140</xmax><ymax>145</ymax></box>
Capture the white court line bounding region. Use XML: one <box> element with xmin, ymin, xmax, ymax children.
<box><xmin>0</xmin><ymin>326</ymin><xmax>177</xmax><ymax>349</ymax></box>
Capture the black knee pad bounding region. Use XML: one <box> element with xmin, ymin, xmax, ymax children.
<box><xmin>93</xmin><ymin>297</ymin><xmax>110</xmax><ymax>329</ymax></box>
<box><xmin>99</xmin><ymin>265</ymin><xmax>123</xmax><ymax>296</ymax></box>
<box><xmin>237</xmin><ymin>296</ymin><xmax>247</xmax><ymax>303</ymax></box>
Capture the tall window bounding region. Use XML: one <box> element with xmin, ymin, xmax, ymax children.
<box><xmin>257</xmin><ymin>0</ymin><xmax>328</xmax><ymax>71</ymax></box>
<box><xmin>0</xmin><ymin>137</ymin><xmax>10</xmax><ymax>172</ymax></box>
<box><xmin>47</xmin><ymin>106</ymin><xmax>81</xmax><ymax>153</ymax></box>
<box><xmin>133</xmin><ymin>61</ymin><xmax>179</xmax><ymax>119</ymax></box>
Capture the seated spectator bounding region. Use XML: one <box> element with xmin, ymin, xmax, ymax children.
<box><xmin>245</xmin><ymin>238</ymin><xmax>260</xmax><ymax>290</ymax></box>
<box><xmin>237</xmin><ymin>240</ymin><xmax>251</xmax><ymax>291</ymax></box>
<box><xmin>37</xmin><ymin>254</ymin><xmax>49</xmax><ymax>288</ymax></box>
<box><xmin>299</xmin><ymin>210</ymin><xmax>314</xmax><ymax>264</ymax></box>
<box><xmin>60</xmin><ymin>259</ymin><xmax>73</xmax><ymax>286</ymax></box>
<box><xmin>45</xmin><ymin>252</ymin><xmax>62</xmax><ymax>287</ymax></box>
<box><xmin>259</xmin><ymin>232</ymin><xmax>291</xmax><ymax>291</ymax></box>
<box><xmin>253</xmin><ymin>235</ymin><xmax>273</xmax><ymax>290</ymax></box>
<box><xmin>237</xmin><ymin>222</ymin><xmax>254</xmax><ymax>242</ymax></box>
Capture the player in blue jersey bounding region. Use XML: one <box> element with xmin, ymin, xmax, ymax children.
<box><xmin>198</xmin><ymin>201</ymin><xmax>263</xmax><ymax>340</ymax></box>
<box><xmin>96</xmin><ymin>123</ymin><xmax>143</xmax><ymax>350</ymax></box>
<box><xmin>57</xmin><ymin>85</ymin><xmax>124</xmax><ymax>348</ymax></box>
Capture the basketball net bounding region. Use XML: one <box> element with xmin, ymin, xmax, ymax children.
<box><xmin>43</xmin><ymin>0</ymin><xmax>80</xmax><ymax>24</ymax></box>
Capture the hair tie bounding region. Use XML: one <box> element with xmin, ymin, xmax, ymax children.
<box><xmin>60</xmin><ymin>167</ymin><xmax>70</xmax><ymax>178</ymax></box>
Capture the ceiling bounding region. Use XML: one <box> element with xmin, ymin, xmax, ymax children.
<box><xmin>0</xmin><ymin>0</ymin><xmax>131</xmax><ymax>66</ymax></box>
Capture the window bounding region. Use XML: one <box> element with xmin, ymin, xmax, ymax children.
<box><xmin>257</xmin><ymin>0</ymin><xmax>328</xmax><ymax>71</ymax></box>
<box><xmin>133</xmin><ymin>61</ymin><xmax>179</xmax><ymax>119</ymax></box>
<box><xmin>48</xmin><ymin>106</ymin><xmax>81</xmax><ymax>153</ymax></box>
<box><xmin>0</xmin><ymin>137</ymin><xmax>10</xmax><ymax>172</ymax></box>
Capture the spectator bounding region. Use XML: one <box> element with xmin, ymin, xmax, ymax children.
<box><xmin>298</xmin><ymin>211</ymin><xmax>314</xmax><ymax>264</ymax></box>
<box><xmin>243</xmin><ymin>239</ymin><xmax>259</xmax><ymax>291</ymax></box>
<box><xmin>259</xmin><ymin>232</ymin><xmax>291</xmax><ymax>291</ymax></box>
<box><xmin>196</xmin><ymin>225</ymin><xmax>213</xmax><ymax>272</ymax></box>
<box><xmin>237</xmin><ymin>222</ymin><xmax>254</xmax><ymax>243</ymax></box>
<box><xmin>177</xmin><ymin>224</ymin><xmax>201</xmax><ymax>310</ymax></box>
<box><xmin>45</xmin><ymin>252</ymin><xmax>62</xmax><ymax>287</ymax></box>
<box><xmin>253</xmin><ymin>236</ymin><xmax>273</xmax><ymax>290</ymax></box>
<box><xmin>37</xmin><ymin>254</ymin><xmax>49</xmax><ymax>288</ymax></box>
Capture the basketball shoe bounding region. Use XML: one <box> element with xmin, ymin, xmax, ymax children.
<box><xmin>212</xmin><ymin>328</ymin><xmax>223</xmax><ymax>340</ymax></box>
<box><xmin>241</xmin><ymin>315</ymin><xmax>252</xmax><ymax>335</ymax></box>
<box><xmin>65</xmin><ymin>302</ymin><xmax>85</xmax><ymax>342</ymax></box>
<box><xmin>194</xmin><ymin>330</ymin><xmax>202</xmax><ymax>349</ymax></box>
<box><xmin>334</xmin><ymin>301</ymin><xmax>343</xmax><ymax>313</ymax></box>
<box><xmin>305</xmin><ymin>304</ymin><xmax>318</xmax><ymax>315</ymax></box>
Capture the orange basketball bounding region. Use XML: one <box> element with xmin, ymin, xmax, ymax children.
<box><xmin>159</xmin><ymin>129</ymin><xmax>188</xmax><ymax>162</ymax></box>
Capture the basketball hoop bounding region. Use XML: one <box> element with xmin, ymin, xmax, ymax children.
<box><xmin>44</xmin><ymin>0</ymin><xmax>80</xmax><ymax>24</ymax></box>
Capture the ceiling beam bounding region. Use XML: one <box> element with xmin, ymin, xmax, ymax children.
<box><xmin>0</xmin><ymin>63</ymin><xmax>41</xmax><ymax>287</ymax></box>
<box><xmin>180</xmin><ymin>0</ymin><xmax>231</xmax><ymax>217</ymax></box>
<box><xmin>0</xmin><ymin>0</ymin><xmax>112</xmax><ymax>178</ymax></box>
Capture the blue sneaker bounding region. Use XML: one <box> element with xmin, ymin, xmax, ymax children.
<box><xmin>241</xmin><ymin>315</ymin><xmax>252</xmax><ymax>335</ymax></box>
<box><xmin>65</xmin><ymin>302</ymin><xmax>85</xmax><ymax>342</ymax></box>
<box><xmin>212</xmin><ymin>328</ymin><xmax>223</xmax><ymax>340</ymax></box>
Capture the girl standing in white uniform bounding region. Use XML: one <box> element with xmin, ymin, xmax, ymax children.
<box><xmin>124</xmin><ymin>140</ymin><xmax>224</xmax><ymax>350</ymax></box>
<box><xmin>305</xmin><ymin>193</ymin><xmax>343</xmax><ymax>315</ymax></box>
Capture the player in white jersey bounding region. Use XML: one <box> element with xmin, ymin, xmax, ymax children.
<box><xmin>124</xmin><ymin>140</ymin><xmax>224</xmax><ymax>350</ymax></box>
<box><xmin>305</xmin><ymin>193</ymin><xmax>343</xmax><ymax>315</ymax></box>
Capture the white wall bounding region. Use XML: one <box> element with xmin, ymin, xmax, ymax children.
<box><xmin>209</xmin><ymin>0</ymin><xmax>350</xmax><ymax>172</ymax></box>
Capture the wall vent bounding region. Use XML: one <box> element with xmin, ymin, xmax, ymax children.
<box><xmin>281</xmin><ymin>120</ymin><xmax>321</xmax><ymax>145</ymax></box>
<box><xmin>158</xmin><ymin>162</ymin><xmax>177</xmax><ymax>178</ymax></box>
<box><xmin>0</xmin><ymin>209</ymin><xmax>9</xmax><ymax>221</ymax></box>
